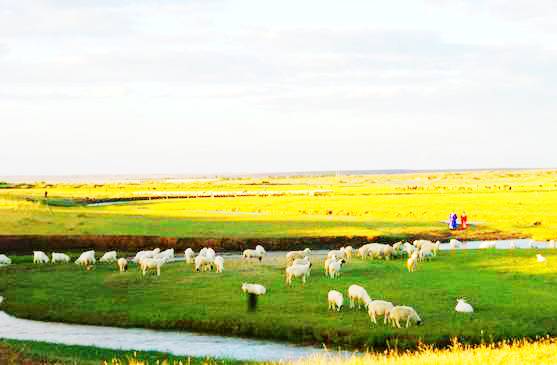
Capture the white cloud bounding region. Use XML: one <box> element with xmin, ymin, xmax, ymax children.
<box><xmin>0</xmin><ymin>0</ymin><xmax>556</xmax><ymax>175</ymax></box>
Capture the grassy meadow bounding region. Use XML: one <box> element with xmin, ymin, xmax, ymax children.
<box><xmin>2</xmin><ymin>170</ymin><xmax>557</xmax><ymax>242</ymax></box>
<box><xmin>2</xmin><ymin>250</ymin><xmax>557</xmax><ymax>350</ymax></box>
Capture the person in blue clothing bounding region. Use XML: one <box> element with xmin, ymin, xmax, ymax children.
<box><xmin>449</xmin><ymin>212</ymin><xmax>458</xmax><ymax>230</ymax></box>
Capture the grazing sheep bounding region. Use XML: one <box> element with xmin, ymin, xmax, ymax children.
<box><xmin>348</xmin><ymin>284</ymin><xmax>371</xmax><ymax>309</ymax></box>
<box><xmin>403</xmin><ymin>242</ymin><xmax>416</xmax><ymax>256</ymax></box>
<box><xmin>327</xmin><ymin>250</ymin><xmax>347</xmax><ymax>260</ymax></box>
<box><xmin>537</xmin><ymin>254</ymin><xmax>547</xmax><ymax>263</ymax></box>
<box><xmin>327</xmin><ymin>257</ymin><xmax>346</xmax><ymax>279</ymax></box>
<box><xmin>205</xmin><ymin>248</ymin><xmax>216</xmax><ymax>260</ymax></box>
<box><xmin>33</xmin><ymin>251</ymin><xmax>49</xmax><ymax>264</ymax></box>
<box><xmin>548</xmin><ymin>240</ymin><xmax>556</xmax><ymax>249</ymax></box>
<box><xmin>344</xmin><ymin>246</ymin><xmax>353</xmax><ymax>260</ymax></box>
<box><xmin>241</xmin><ymin>283</ymin><xmax>266</xmax><ymax>296</ymax></box>
<box><xmin>117</xmin><ymin>258</ymin><xmax>128</xmax><ymax>272</ymax></box>
<box><xmin>155</xmin><ymin>248</ymin><xmax>175</xmax><ymax>263</ymax></box>
<box><xmin>243</xmin><ymin>245</ymin><xmax>266</xmax><ymax>261</ymax></box>
<box><xmin>389</xmin><ymin>306</ymin><xmax>422</xmax><ymax>328</ymax></box>
<box><xmin>51</xmin><ymin>252</ymin><xmax>70</xmax><ymax>264</ymax></box>
<box><xmin>328</xmin><ymin>290</ymin><xmax>343</xmax><ymax>311</ymax></box>
<box><xmin>368</xmin><ymin>300</ymin><xmax>395</xmax><ymax>325</ymax></box>
<box><xmin>323</xmin><ymin>256</ymin><xmax>334</xmax><ymax>276</ymax></box>
<box><xmin>455</xmin><ymin>298</ymin><xmax>474</xmax><ymax>313</ymax></box>
<box><xmin>184</xmin><ymin>248</ymin><xmax>195</xmax><ymax>264</ymax></box>
<box><xmin>419</xmin><ymin>247</ymin><xmax>434</xmax><ymax>261</ymax></box>
<box><xmin>214</xmin><ymin>256</ymin><xmax>224</xmax><ymax>273</ymax></box>
<box><xmin>285</xmin><ymin>262</ymin><xmax>312</xmax><ymax>286</ymax></box>
<box><xmin>382</xmin><ymin>245</ymin><xmax>395</xmax><ymax>260</ymax></box>
<box><xmin>358</xmin><ymin>244</ymin><xmax>372</xmax><ymax>258</ymax></box>
<box><xmin>133</xmin><ymin>249</ymin><xmax>157</xmax><ymax>263</ymax></box>
<box><xmin>75</xmin><ymin>250</ymin><xmax>96</xmax><ymax>267</ymax></box>
<box><xmin>99</xmin><ymin>251</ymin><xmax>117</xmax><ymax>263</ymax></box>
<box><xmin>292</xmin><ymin>256</ymin><xmax>311</xmax><ymax>267</ymax></box>
<box><xmin>141</xmin><ymin>258</ymin><xmax>165</xmax><ymax>276</ymax></box>
<box><xmin>194</xmin><ymin>254</ymin><xmax>214</xmax><ymax>272</ymax></box>
<box><xmin>509</xmin><ymin>241</ymin><xmax>516</xmax><ymax>249</ymax></box>
<box><xmin>413</xmin><ymin>240</ymin><xmax>432</xmax><ymax>250</ymax></box>
<box><xmin>0</xmin><ymin>254</ymin><xmax>12</xmax><ymax>265</ymax></box>
<box><xmin>406</xmin><ymin>252</ymin><xmax>418</xmax><ymax>272</ymax></box>
<box><xmin>286</xmin><ymin>248</ymin><xmax>311</xmax><ymax>266</ymax></box>
<box><xmin>392</xmin><ymin>241</ymin><xmax>403</xmax><ymax>252</ymax></box>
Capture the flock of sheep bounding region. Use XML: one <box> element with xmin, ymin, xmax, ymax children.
<box><xmin>2</xmin><ymin>237</ymin><xmax>554</xmax><ymax>330</ymax></box>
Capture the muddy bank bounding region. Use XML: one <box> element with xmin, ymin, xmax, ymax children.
<box><xmin>0</xmin><ymin>231</ymin><xmax>525</xmax><ymax>254</ymax></box>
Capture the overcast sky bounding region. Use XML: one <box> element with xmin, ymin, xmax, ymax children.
<box><xmin>1</xmin><ymin>0</ymin><xmax>556</xmax><ymax>176</ymax></box>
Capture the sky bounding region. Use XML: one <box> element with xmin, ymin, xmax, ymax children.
<box><xmin>1</xmin><ymin>0</ymin><xmax>557</xmax><ymax>176</ymax></box>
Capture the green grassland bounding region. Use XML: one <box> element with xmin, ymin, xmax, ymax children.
<box><xmin>2</xmin><ymin>250</ymin><xmax>556</xmax><ymax>350</ymax></box>
<box><xmin>2</xmin><ymin>170</ymin><xmax>557</xmax><ymax>242</ymax></box>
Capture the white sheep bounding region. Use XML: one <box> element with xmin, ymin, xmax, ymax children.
<box><xmin>327</xmin><ymin>290</ymin><xmax>343</xmax><ymax>311</ymax></box>
<box><xmin>194</xmin><ymin>254</ymin><xmax>214</xmax><ymax>272</ymax></box>
<box><xmin>155</xmin><ymin>248</ymin><xmax>174</xmax><ymax>262</ymax></box>
<box><xmin>292</xmin><ymin>256</ymin><xmax>311</xmax><ymax>267</ymax></box>
<box><xmin>214</xmin><ymin>256</ymin><xmax>224</xmax><ymax>273</ymax></box>
<box><xmin>406</xmin><ymin>251</ymin><xmax>418</xmax><ymax>272</ymax></box>
<box><xmin>343</xmin><ymin>246</ymin><xmax>353</xmax><ymax>260</ymax></box>
<box><xmin>368</xmin><ymin>300</ymin><xmax>395</xmax><ymax>325</ymax></box>
<box><xmin>99</xmin><ymin>251</ymin><xmax>117</xmax><ymax>263</ymax></box>
<box><xmin>0</xmin><ymin>254</ymin><xmax>12</xmax><ymax>265</ymax></box>
<box><xmin>286</xmin><ymin>248</ymin><xmax>311</xmax><ymax>266</ymax></box>
<box><xmin>33</xmin><ymin>251</ymin><xmax>49</xmax><ymax>264</ymax></box>
<box><xmin>133</xmin><ymin>249</ymin><xmax>156</xmax><ymax>263</ymax></box>
<box><xmin>327</xmin><ymin>257</ymin><xmax>346</xmax><ymax>279</ymax></box>
<box><xmin>537</xmin><ymin>254</ymin><xmax>547</xmax><ymax>263</ymax></box>
<box><xmin>509</xmin><ymin>241</ymin><xmax>516</xmax><ymax>249</ymax></box>
<box><xmin>413</xmin><ymin>240</ymin><xmax>432</xmax><ymax>250</ymax></box>
<box><xmin>323</xmin><ymin>256</ymin><xmax>334</xmax><ymax>277</ymax></box>
<box><xmin>419</xmin><ymin>247</ymin><xmax>434</xmax><ymax>261</ymax></box>
<box><xmin>285</xmin><ymin>261</ymin><xmax>312</xmax><ymax>286</ymax></box>
<box><xmin>51</xmin><ymin>252</ymin><xmax>70</xmax><ymax>264</ymax></box>
<box><xmin>141</xmin><ymin>258</ymin><xmax>165</xmax><ymax>276</ymax></box>
<box><xmin>75</xmin><ymin>250</ymin><xmax>96</xmax><ymax>267</ymax></box>
<box><xmin>205</xmin><ymin>248</ymin><xmax>216</xmax><ymax>260</ymax></box>
<box><xmin>184</xmin><ymin>248</ymin><xmax>196</xmax><ymax>264</ymax></box>
<box><xmin>403</xmin><ymin>242</ymin><xmax>416</xmax><ymax>256</ymax></box>
<box><xmin>548</xmin><ymin>240</ymin><xmax>556</xmax><ymax>249</ymax></box>
<box><xmin>241</xmin><ymin>283</ymin><xmax>266</xmax><ymax>295</ymax></box>
<box><xmin>455</xmin><ymin>298</ymin><xmax>474</xmax><ymax>313</ymax></box>
<box><xmin>117</xmin><ymin>258</ymin><xmax>128</xmax><ymax>272</ymax></box>
<box><xmin>243</xmin><ymin>245</ymin><xmax>266</xmax><ymax>261</ymax></box>
<box><xmin>348</xmin><ymin>284</ymin><xmax>371</xmax><ymax>309</ymax></box>
<box><xmin>327</xmin><ymin>250</ymin><xmax>347</xmax><ymax>260</ymax></box>
<box><xmin>389</xmin><ymin>306</ymin><xmax>422</xmax><ymax>328</ymax></box>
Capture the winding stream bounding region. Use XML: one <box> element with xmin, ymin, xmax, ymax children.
<box><xmin>0</xmin><ymin>311</ymin><xmax>332</xmax><ymax>362</ymax></box>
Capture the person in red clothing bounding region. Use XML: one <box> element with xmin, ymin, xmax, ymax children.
<box><xmin>460</xmin><ymin>211</ymin><xmax>468</xmax><ymax>229</ymax></box>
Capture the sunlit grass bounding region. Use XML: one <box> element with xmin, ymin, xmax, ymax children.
<box><xmin>1</xmin><ymin>169</ymin><xmax>557</xmax><ymax>240</ymax></box>
<box><xmin>287</xmin><ymin>338</ymin><xmax>557</xmax><ymax>365</ymax></box>
<box><xmin>2</xmin><ymin>250</ymin><xmax>557</xmax><ymax>350</ymax></box>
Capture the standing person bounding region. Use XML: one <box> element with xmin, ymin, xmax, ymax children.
<box><xmin>461</xmin><ymin>211</ymin><xmax>468</xmax><ymax>229</ymax></box>
<box><xmin>450</xmin><ymin>212</ymin><xmax>458</xmax><ymax>230</ymax></box>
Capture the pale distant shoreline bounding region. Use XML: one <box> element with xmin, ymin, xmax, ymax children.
<box><xmin>0</xmin><ymin>168</ymin><xmax>550</xmax><ymax>184</ymax></box>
